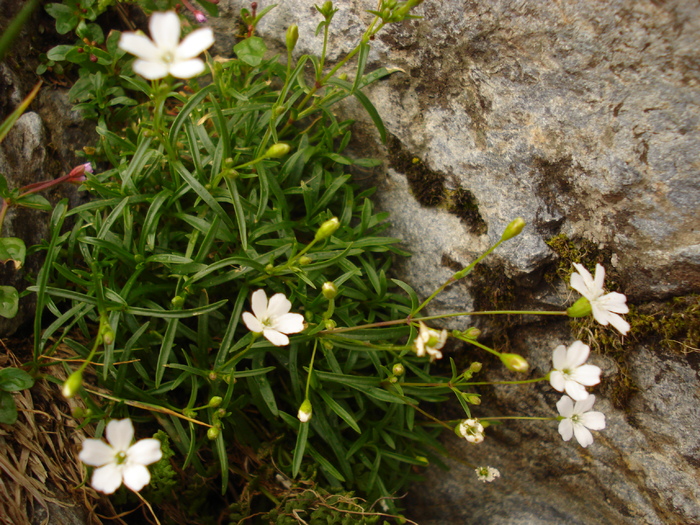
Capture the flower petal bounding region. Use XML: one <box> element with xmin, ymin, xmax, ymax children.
<box><xmin>574</xmin><ymin>394</ymin><xmax>597</xmax><ymax>413</ymax></box>
<box><xmin>593</xmin><ymin>264</ymin><xmax>606</xmax><ymax>294</ymax></box>
<box><xmin>571</xmin><ymin>263</ymin><xmax>595</xmax><ymax>297</ymax></box>
<box><xmin>150</xmin><ymin>11</ymin><xmax>180</xmax><ymax>52</ymax></box>
<box><xmin>132</xmin><ymin>59</ymin><xmax>170</xmax><ymax>80</ymax></box>
<box><xmin>590</xmin><ymin>304</ymin><xmax>611</xmax><ymax>326</ymax></box>
<box><xmin>564</xmin><ymin>381</ymin><xmax>589</xmax><ymax>401</ymax></box>
<box><xmin>251</xmin><ymin>289</ymin><xmax>268</xmax><ymax>319</ymax></box>
<box><xmin>567</xmin><ymin>340</ymin><xmax>590</xmax><ymax>367</ymax></box>
<box><xmin>91</xmin><ymin>463</ymin><xmax>124</xmax><ymax>494</ymax></box>
<box><xmin>168</xmin><ymin>58</ymin><xmax>206</xmax><ymax>79</ymax></box>
<box><xmin>556</xmin><ymin>395</ymin><xmax>574</xmax><ymax>417</ymax></box>
<box><xmin>122</xmin><ymin>464</ymin><xmax>152</xmax><ymax>492</ymax></box>
<box><xmin>118</xmin><ymin>33</ymin><xmax>160</xmax><ymax>61</ymax></box>
<box><xmin>242</xmin><ymin>311</ymin><xmax>263</xmax><ymax>333</ymax></box>
<box><xmin>79</xmin><ymin>439</ymin><xmax>115</xmax><ymax>467</ymax></box>
<box><xmin>607</xmin><ymin>312</ymin><xmax>631</xmax><ymax>335</ymax></box>
<box><xmin>552</xmin><ymin>345</ymin><xmax>568</xmax><ymax>369</ymax></box>
<box><xmin>176</xmin><ymin>28</ymin><xmax>214</xmax><ymax>60</ymax></box>
<box><xmin>549</xmin><ymin>370</ymin><xmax>566</xmax><ymax>393</ymax></box>
<box><xmin>105</xmin><ymin>419</ymin><xmax>134</xmax><ymax>452</ymax></box>
<box><xmin>273</xmin><ymin>313</ymin><xmax>305</xmax><ymax>334</ymax></box>
<box><xmin>573</xmin><ymin>423</ymin><xmax>594</xmax><ymax>447</ymax></box>
<box><xmin>570</xmin><ymin>272</ymin><xmax>590</xmax><ymax>298</ymax></box>
<box><xmin>127</xmin><ymin>438</ymin><xmax>162</xmax><ymax>466</ymax></box>
<box><xmin>572</xmin><ymin>364</ymin><xmax>601</xmax><ymax>386</ymax></box>
<box><xmin>597</xmin><ymin>292</ymin><xmax>629</xmax><ymax>314</ymax></box>
<box><xmin>581</xmin><ymin>411</ymin><xmax>606</xmax><ymax>430</ymax></box>
<box><xmin>267</xmin><ymin>293</ymin><xmax>292</xmax><ymax>318</ymax></box>
<box><xmin>263</xmin><ymin>329</ymin><xmax>289</xmax><ymax>346</ymax></box>
<box><xmin>558</xmin><ymin>419</ymin><xmax>573</xmax><ymax>441</ymax></box>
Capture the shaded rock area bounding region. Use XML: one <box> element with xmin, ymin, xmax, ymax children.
<box><xmin>218</xmin><ymin>1</ymin><xmax>700</xmax><ymax>524</ymax></box>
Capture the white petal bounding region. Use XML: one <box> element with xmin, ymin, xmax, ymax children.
<box><xmin>105</xmin><ymin>419</ymin><xmax>134</xmax><ymax>452</ymax></box>
<box><xmin>127</xmin><ymin>439</ymin><xmax>162</xmax><ymax>466</ymax></box>
<box><xmin>593</xmin><ymin>264</ymin><xmax>606</xmax><ymax>293</ymax></box>
<box><xmin>176</xmin><ymin>28</ymin><xmax>214</xmax><ymax>60</ymax></box>
<box><xmin>572</xmin><ymin>364</ymin><xmax>601</xmax><ymax>386</ymax></box>
<box><xmin>132</xmin><ymin>59</ymin><xmax>169</xmax><ymax>80</ymax></box>
<box><xmin>558</xmin><ymin>419</ymin><xmax>573</xmax><ymax>441</ymax></box>
<box><xmin>573</xmin><ymin>423</ymin><xmax>594</xmax><ymax>447</ymax></box>
<box><xmin>267</xmin><ymin>293</ymin><xmax>292</xmax><ymax>318</ymax></box>
<box><xmin>122</xmin><ymin>464</ymin><xmax>152</xmax><ymax>492</ymax></box>
<box><xmin>571</xmin><ymin>263</ymin><xmax>595</xmax><ymax>296</ymax></box>
<box><xmin>263</xmin><ymin>329</ymin><xmax>289</xmax><ymax>346</ymax></box>
<box><xmin>567</xmin><ymin>340</ymin><xmax>590</xmax><ymax>367</ymax></box>
<box><xmin>549</xmin><ymin>371</ymin><xmax>566</xmax><ymax>393</ymax></box>
<box><xmin>575</xmin><ymin>394</ymin><xmax>597</xmax><ymax>413</ymax></box>
<box><xmin>564</xmin><ymin>381</ymin><xmax>589</xmax><ymax>401</ymax></box>
<box><xmin>273</xmin><ymin>313</ymin><xmax>305</xmax><ymax>334</ymax></box>
<box><xmin>168</xmin><ymin>59</ymin><xmax>206</xmax><ymax>79</ymax></box>
<box><xmin>150</xmin><ymin>11</ymin><xmax>180</xmax><ymax>52</ymax></box>
<box><xmin>597</xmin><ymin>292</ymin><xmax>629</xmax><ymax>314</ymax></box>
<box><xmin>581</xmin><ymin>411</ymin><xmax>606</xmax><ymax>430</ymax></box>
<box><xmin>251</xmin><ymin>290</ymin><xmax>268</xmax><ymax>319</ymax></box>
<box><xmin>552</xmin><ymin>345</ymin><xmax>568</xmax><ymax>369</ymax></box>
<box><xmin>607</xmin><ymin>312</ymin><xmax>631</xmax><ymax>335</ymax></box>
<box><xmin>79</xmin><ymin>439</ymin><xmax>115</xmax><ymax>467</ymax></box>
<box><xmin>91</xmin><ymin>464</ymin><xmax>124</xmax><ymax>494</ymax></box>
<box><xmin>242</xmin><ymin>311</ymin><xmax>263</xmax><ymax>333</ymax></box>
<box><xmin>118</xmin><ymin>33</ymin><xmax>160</xmax><ymax>61</ymax></box>
<box><xmin>570</xmin><ymin>272</ymin><xmax>590</xmax><ymax>298</ymax></box>
<box><xmin>556</xmin><ymin>395</ymin><xmax>574</xmax><ymax>417</ymax></box>
<box><xmin>590</xmin><ymin>304</ymin><xmax>612</xmax><ymax>326</ymax></box>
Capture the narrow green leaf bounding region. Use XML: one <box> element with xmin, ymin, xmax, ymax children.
<box><xmin>292</xmin><ymin>420</ymin><xmax>309</xmax><ymax>478</ymax></box>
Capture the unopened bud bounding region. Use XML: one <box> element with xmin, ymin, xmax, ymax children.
<box><xmin>468</xmin><ymin>362</ymin><xmax>482</xmax><ymax>374</ymax></box>
<box><xmin>500</xmin><ymin>353</ymin><xmax>529</xmax><ymax>373</ymax></box>
<box><xmin>392</xmin><ymin>363</ymin><xmax>405</xmax><ymax>376</ymax></box>
<box><xmin>314</xmin><ymin>217</ymin><xmax>340</xmax><ymax>240</ymax></box>
<box><xmin>264</xmin><ymin>143</ymin><xmax>291</xmax><ymax>158</ymax></box>
<box><xmin>207</xmin><ymin>426</ymin><xmax>220</xmax><ymax>440</ymax></box>
<box><xmin>209</xmin><ymin>396</ymin><xmax>223</xmax><ymax>408</ymax></box>
<box><xmin>501</xmin><ymin>217</ymin><xmax>526</xmax><ymax>241</ymax></box>
<box><xmin>567</xmin><ymin>296</ymin><xmax>592</xmax><ymax>318</ymax></box>
<box><xmin>322</xmin><ymin>281</ymin><xmax>338</xmax><ymax>300</ymax></box>
<box><xmin>299</xmin><ymin>256</ymin><xmax>312</xmax><ymax>265</ymax></box>
<box><xmin>464</xmin><ymin>393</ymin><xmax>481</xmax><ymax>405</ymax></box>
<box><xmin>463</xmin><ymin>327</ymin><xmax>481</xmax><ymax>339</ymax></box>
<box><xmin>101</xmin><ymin>327</ymin><xmax>115</xmax><ymax>346</ymax></box>
<box><xmin>62</xmin><ymin>370</ymin><xmax>83</xmax><ymax>398</ymax></box>
<box><xmin>194</xmin><ymin>10</ymin><xmax>207</xmax><ymax>23</ymax></box>
<box><xmin>297</xmin><ymin>399</ymin><xmax>312</xmax><ymax>422</ymax></box>
<box><xmin>286</xmin><ymin>24</ymin><xmax>299</xmax><ymax>52</ymax></box>
<box><xmin>324</xmin><ymin>319</ymin><xmax>336</xmax><ymax>329</ymax></box>
<box><xmin>171</xmin><ymin>295</ymin><xmax>185</xmax><ymax>308</ymax></box>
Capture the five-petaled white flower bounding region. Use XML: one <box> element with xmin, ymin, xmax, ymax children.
<box><xmin>458</xmin><ymin>418</ymin><xmax>485</xmax><ymax>444</ymax></box>
<box><xmin>549</xmin><ymin>340</ymin><xmax>601</xmax><ymax>401</ymax></box>
<box><xmin>79</xmin><ymin>419</ymin><xmax>162</xmax><ymax>494</ymax></box>
<box><xmin>570</xmin><ymin>263</ymin><xmax>630</xmax><ymax>335</ymax></box>
<box><xmin>242</xmin><ymin>289</ymin><xmax>305</xmax><ymax>346</ymax></box>
<box><xmin>474</xmin><ymin>466</ymin><xmax>501</xmax><ymax>483</ymax></box>
<box><xmin>556</xmin><ymin>394</ymin><xmax>606</xmax><ymax>448</ymax></box>
<box><xmin>413</xmin><ymin>321</ymin><xmax>448</xmax><ymax>361</ymax></box>
<box><xmin>118</xmin><ymin>11</ymin><xmax>214</xmax><ymax>80</ymax></box>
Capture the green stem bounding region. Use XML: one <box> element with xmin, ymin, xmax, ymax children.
<box><xmin>480</xmin><ymin>416</ymin><xmax>557</xmax><ymax>421</ymax></box>
<box><xmin>304</xmin><ymin>340</ymin><xmax>318</xmax><ymax>399</ymax></box>
<box><xmin>218</xmin><ymin>333</ymin><xmax>259</xmax><ymax>372</ymax></box>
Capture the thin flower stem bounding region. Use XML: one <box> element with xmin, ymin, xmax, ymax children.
<box><xmin>218</xmin><ymin>333</ymin><xmax>259</xmax><ymax>372</ymax></box>
<box><xmin>459</xmin><ymin>337</ymin><xmax>501</xmax><ymax>357</ymax></box>
<box><xmin>479</xmin><ymin>416</ymin><xmax>557</xmax><ymax>421</ymax></box>
<box><xmin>400</xmin><ymin>376</ymin><xmax>548</xmax><ymax>387</ymax></box>
<box><xmin>304</xmin><ymin>340</ymin><xmax>318</xmax><ymax>399</ymax></box>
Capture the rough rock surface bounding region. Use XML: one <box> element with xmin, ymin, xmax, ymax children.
<box><xmin>217</xmin><ymin>1</ymin><xmax>700</xmax><ymax>524</ymax></box>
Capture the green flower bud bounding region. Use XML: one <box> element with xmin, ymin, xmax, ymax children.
<box><xmin>500</xmin><ymin>353</ymin><xmax>529</xmax><ymax>373</ymax></box>
<box><xmin>297</xmin><ymin>399</ymin><xmax>313</xmax><ymax>422</ymax></box>
<box><xmin>101</xmin><ymin>328</ymin><xmax>115</xmax><ymax>346</ymax></box>
<box><xmin>469</xmin><ymin>361</ymin><xmax>483</xmax><ymax>374</ymax></box>
<box><xmin>183</xmin><ymin>408</ymin><xmax>196</xmax><ymax>418</ymax></box>
<box><xmin>207</xmin><ymin>426</ymin><xmax>220</xmax><ymax>440</ymax></box>
<box><xmin>322</xmin><ymin>281</ymin><xmax>338</xmax><ymax>300</ymax></box>
<box><xmin>209</xmin><ymin>396</ymin><xmax>223</xmax><ymax>408</ymax></box>
<box><xmin>171</xmin><ymin>295</ymin><xmax>185</xmax><ymax>308</ymax></box>
<box><xmin>72</xmin><ymin>407</ymin><xmax>87</xmax><ymax>418</ymax></box>
<box><xmin>286</xmin><ymin>24</ymin><xmax>299</xmax><ymax>52</ymax></box>
<box><xmin>501</xmin><ymin>217</ymin><xmax>526</xmax><ymax>241</ymax></box>
<box><xmin>224</xmin><ymin>157</ymin><xmax>234</xmax><ymax>168</ymax></box>
<box><xmin>464</xmin><ymin>393</ymin><xmax>481</xmax><ymax>405</ymax></box>
<box><xmin>264</xmin><ymin>143</ymin><xmax>291</xmax><ymax>158</ymax></box>
<box><xmin>392</xmin><ymin>363</ymin><xmax>405</xmax><ymax>376</ymax></box>
<box><xmin>463</xmin><ymin>327</ymin><xmax>481</xmax><ymax>339</ymax></box>
<box><xmin>299</xmin><ymin>256</ymin><xmax>312</xmax><ymax>265</ymax></box>
<box><xmin>567</xmin><ymin>296</ymin><xmax>592</xmax><ymax>318</ymax></box>
<box><xmin>62</xmin><ymin>370</ymin><xmax>83</xmax><ymax>398</ymax></box>
<box><xmin>324</xmin><ymin>319</ymin><xmax>337</xmax><ymax>329</ymax></box>
<box><xmin>314</xmin><ymin>217</ymin><xmax>340</xmax><ymax>240</ymax></box>
<box><xmin>208</xmin><ymin>371</ymin><xmax>218</xmax><ymax>381</ymax></box>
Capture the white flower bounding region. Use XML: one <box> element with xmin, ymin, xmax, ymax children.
<box><xmin>474</xmin><ymin>466</ymin><xmax>500</xmax><ymax>483</ymax></box>
<box><xmin>79</xmin><ymin>419</ymin><xmax>162</xmax><ymax>494</ymax></box>
<box><xmin>118</xmin><ymin>11</ymin><xmax>214</xmax><ymax>80</ymax></box>
<box><xmin>549</xmin><ymin>340</ymin><xmax>601</xmax><ymax>401</ymax></box>
<box><xmin>297</xmin><ymin>399</ymin><xmax>312</xmax><ymax>423</ymax></box>
<box><xmin>458</xmin><ymin>418</ymin><xmax>485</xmax><ymax>444</ymax></box>
<box><xmin>556</xmin><ymin>394</ymin><xmax>606</xmax><ymax>448</ymax></box>
<box><xmin>570</xmin><ymin>263</ymin><xmax>630</xmax><ymax>335</ymax></box>
<box><xmin>242</xmin><ymin>289</ymin><xmax>305</xmax><ymax>346</ymax></box>
<box><xmin>413</xmin><ymin>321</ymin><xmax>448</xmax><ymax>361</ymax></box>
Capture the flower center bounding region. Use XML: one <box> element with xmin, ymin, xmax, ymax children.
<box><xmin>161</xmin><ymin>51</ymin><xmax>174</xmax><ymax>64</ymax></box>
<box><xmin>115</xmin><ymin>450</ymin><xmax>127</xmax><ymax>465</ymax></box>
<box><xmin>570</xmin><ymin>414</ymin><xmax>581</xmax><ymax>424</ymax></box>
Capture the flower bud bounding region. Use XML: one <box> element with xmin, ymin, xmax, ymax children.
<box><xmin>208</xmin><ymin>396</ymin><xmax>223</xmax><ymax>408</ymax></box>
<box><xmin>464</xmin><ymin>393</ymin><xmax>481</xmax><ymax>405</ymax></box>
<box><xmin>299</xmin><ymin>256</ymin><xmax>312</xmax><ymax>265</ymax></box>
<box><xmin>324</xmin><ymin>319</ymin><xmax>336</xmax><ymax>329</ymax></box>
<box><xmin>322</xmin><ymin>281</ymin><xmax>338</xmax><ymax>300</ymax></box>
<box><xmin>101</xmin><ymin>327</ymin><xmax>115</xmax><ymax>346</ymax></box>
<box><xmin>468</xmin><ymin>361</ymin><xmax>483</xmax><ymax>374</ymax></box>
<box><xmin>314</xmin><ymin>217</ymin><xmax>340</xmax><ymax>240</ymax></box>
<box><xmin>264</xmin><ymin>143</ymin><xmax>291</xmax><ymax>158</ymax></box>
<box><xmin>286</xmin><ymin>24</ymin><xmax>299</xmax><ymax>52</ymax></box>
<box><xmin>463</xmin><ymin>327</ymin><xmax>481</xmax><ymax>339</ymax></box>
<box><xmin>567</xmin><ymin>296</ymin><xmax>592</xmax><ymax>318</ymax></box>
<box><xmin>171</xmin><ymin>295</ymin><xmax>185</xmax><ymax>308</ymax></box>
<box><xmin>207</xmin><ymin>426</ymin><xmax>220</xmax><ymax>440</ymax></box>
<box><xmin>194</xmin><ymin>10</ymin><xmax>207</xmax><ymax>23</ymax></box>
<box><xmin>500</xmin><ymin>353</ymin><xmax>529</xmax><ymax>373</ymax></box>
<box><xmin>62</xmin><ymin>370</ymin><xmax>83</xmax><ymax>398</ymax></box>
<box><xmin>392</xmin><ymin>363</ymin><xmax>405</xmax><ymax>376</ymax></box>
<box><xmin>297</xmin><ymin>399</ymin><xmax>312</xmax><ymax>422</ymax></box>
<box><xmin>501</xmin><ymin>217</ymin><xmax>526</xmax><ymax>241</ymax></box>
